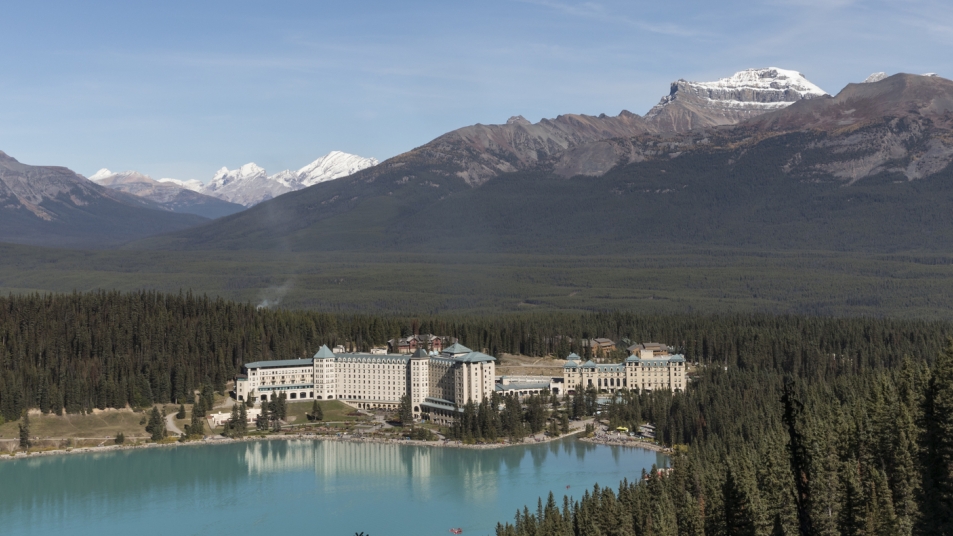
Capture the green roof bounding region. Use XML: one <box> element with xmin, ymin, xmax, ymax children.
<box><xmin>313</xmin><ymin>345</ymin><xmax>335</xmax><ymax>359</ymax></box>
<box><xmin>443</xmin><ymin>343</ymin><xmax>472</xmax><ymax>354</ymax></box>
<box><xmin>244</xmin><ymin>358</ymin><xmax>313</xmax><ymax>369</ymax></box>
<box><xmin>455</xmin><ymin>351</ymin><xmax>495</xmax><ymax>363</ymax></box>
<box><xmin>566</xmin><ymin>352</ymin><xmax>582</xmax><ymax>360</ymax></box>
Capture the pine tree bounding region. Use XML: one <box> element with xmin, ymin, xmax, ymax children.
<box><xmin>397</xmin><ymin>394</ymin><xmax>413</xmax><ymax>426</ymax></box>
<box><xmin>176</xmin><ymin>404</ymin><xmax>186</xmax><ymax>419</ymax></box>
<box><xmin>146</xmin><ymin>406</ymin><xmax>166</xmax><ymax>441</ymax></box>
<box><xmin>782</xmin><ymin>381</ymin><xmax>816</xmax><ymax>536</ymax></box>
<box><xmin>18</xmin><ymin>411</ymin><xmax>30</xmax><ymax>449</ymax></box>
<box><xmin>310</xmin><ymin>399</ymin><xmax>323</xmax><ymax>422</ymax></box>
<box><xmin>723</xmin><ymin>465</ymin><xmax>757</xmax><ymax>536</ymax></box>
<box><xmin>917</xmin><ymin>339</ymin><xmax>953</xmax><ymax>535</ymax></box>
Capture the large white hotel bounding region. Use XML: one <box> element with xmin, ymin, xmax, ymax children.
<box><xmin>236</xmin><ymin>343</ymin><xmax>496</xmax><ymax>421</ymax></box>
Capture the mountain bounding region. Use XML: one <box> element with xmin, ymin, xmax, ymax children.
<box><xmin>644</xmin><ymin>67</ymin><xmax>827</xmax><ymax>133</ymax></box>
<box><xmin>348</xmin><ymin>68</ymin><xmax>825</xmax><ymax>185</ymax></box>
<box><xmin>0</xmin><ymin>152</ymin><xmax>208</xmax><ymax>248</ymax></box>
<box><xmin>90</xmin><ymin>169</ymin><xmax>245</xmax><ymax>219</ymax></box>
<box><xmin>134</xmin><ymin>72</ymin><xmax>953</xmax><ymax>255</ymax></box>
<box><xmin>201</xmin><ymin>151</ymin><xmax>378</xmax><ymax>206</ymax></box>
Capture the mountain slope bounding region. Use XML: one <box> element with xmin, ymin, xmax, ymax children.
<box><xmin>133</xmin><ymin>73</ymin><xmax>953</xmax><ymax>255</ymax></box>
<box><xmin>90</xmin><ymin>169</ymin><xmax>245</xmax><ymax>219</ymax></box>
<box><xmin>0</xmin><ymin>152</ymin><xmax>208</xmax><ymax>248</ymax></box>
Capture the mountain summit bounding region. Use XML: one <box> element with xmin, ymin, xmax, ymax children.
<box><xmin>645</xmin><ymin>67</ymin><xmax>827</xmax><ymax>132</ymax></box>
<box><xmin>201</xmin><ymin>151</ymin><xmax>378</xmax><ymax>206</ymax></box>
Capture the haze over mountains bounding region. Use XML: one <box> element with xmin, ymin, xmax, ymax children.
<box><xmin>5</xmin><ymin>67</ymin><xmax>953</xmax><ymax>253</ymax></box>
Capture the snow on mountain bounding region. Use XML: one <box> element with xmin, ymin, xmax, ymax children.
<box><xmin>647</xmin><ymin>67</ymin><xmax>828</xmax><ymax>117</ymax></box>
<box><xmin>296</xmin><ymin>151</ymin><xmax>379</xmax><ymax>187</ymax></box>
<box><xmin>864</xmin><ymin>72</ymin><xmax>888</xmax><ymax>83</ymax></box>
<box><xmin>643</xmin><ymin>67</ymin><xmax>828</xmax><ymax>133</ymax></box>
<box><xmin>201</xmin><ymin>151</ymin><xmax>378</xmax><ymax>207</ymax></box>
<box><xmin>158</xmin><ymin>177</ymin><xmax>203</xmax><ymax>192</ymax></box>
<box><xmin>89</xmin><ymin>168</ymin><xmax>114</xmax><ymax>182</ymax></box>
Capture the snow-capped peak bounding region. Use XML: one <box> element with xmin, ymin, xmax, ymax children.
<box><xmin>89</xmin><ymin>168</ymin><xmax>114</xmax><ymax>182</ymax></box>
<box><xmin>691</xmin><ymin>67</ymin><xmax>827</xmax><ymax>98</ymax></box>
<box><xmin>199</xmin><ymin>151</ymin><xmax>377</xmax><ymax>207</ymax></box>
<box><xmin>296</xmin><ymin>151</ymin><xmax>379</xmax><ymax>187</ymax></box>
<box><xmin>864</xmin><ymin>72</ymin><xmax>888</xmax><ymax>83</ymax></box>
<box><xmin>646</xmin><ymin>67</ymin><xmax>828</xmax><ymax>122</ymax></box>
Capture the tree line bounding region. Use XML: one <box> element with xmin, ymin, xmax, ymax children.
<box><xmin>2</xmin><ymin>290</ymin><xmax>951</xmax><ymax>422</ymax></box>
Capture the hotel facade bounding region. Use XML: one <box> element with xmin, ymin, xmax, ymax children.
<box><xmin>562</xmin><ymin>348</ymin><xmax>686</xmax><ymax>393</ymax></box>
<box><xmin>235</xmin><ymin>343</ymin><xmax>495</xmax><ymax>421</ymax></box>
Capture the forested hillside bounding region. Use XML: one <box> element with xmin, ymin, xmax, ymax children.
<box><xmin>1</xmin><ymin>290</ymin><xmax>950</xmax><ymax>421</ymax></box>
<box><xmin>4</xmin><ymin>290</ymin><xmax>953</xmax><ymax>533</ymax></box>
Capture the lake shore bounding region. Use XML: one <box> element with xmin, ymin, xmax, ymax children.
<box><xmin>580</xmin><ymin>434</ymin><xmax>670</xmax><ymax>453</ymax></box>
<box><xmin>0</xmin><ymin>424</ymin><xmax>664</xmax><ymax>461</ymax></box>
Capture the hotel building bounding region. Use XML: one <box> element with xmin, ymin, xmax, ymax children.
<box><xmin>235</xmin><ymin>343</ymin><xmax>495</xmax><ymax>420</ymax></box>
<box><xmin>562</xmin><ymin>347</ymin><xmax>686</xmax><ymax>393</ymax></box>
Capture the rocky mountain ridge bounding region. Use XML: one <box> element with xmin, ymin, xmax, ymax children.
<box><xmin>89</xmin><ymin>169</ymin><xmax>244</xmax><ymax>219</ymax></box>
<box><xmin>357</xmin><ymin>67</ymin><xmax>828</xmax><ymax>185</ymax></box>
<box><xmin>202</xmin><ymin>151</ymin><xmax>378</xmax><ymax>206</ymax></box>
<box><xmin>0</xmin><ymin>151</ymin><xmax>206</xmax><ymax>247</ymax></box>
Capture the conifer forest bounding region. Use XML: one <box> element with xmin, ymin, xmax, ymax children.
<box><xmin>4</xmin><ymin>290</ymin><xmax>953</xmax><ymax>534</ymax></box>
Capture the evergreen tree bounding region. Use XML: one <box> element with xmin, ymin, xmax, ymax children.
<box><xmin>918</xmin><ymin>339</ymin><xmax>953</xmax><ymax>535</ymax></box>
<box><xmin>115</xmin><ymin>431</ymin><xmax>125</xmax><ymax>444</ymax></box>
<box><xmin>188</xmin><ymin>404</ymin><xmax>205</xmax><ymax>437</ymax></box>
<box><xmin>309</xmin><ymin>399</ymin><xmax>323</xmax><ymax>422</ymax></box>
<box><xmin>256</xmin><ymin>403</ymin><xmax>269</xmax><ymax>431</ymax></box>
<box><xmin>176</xmin><ymin>404</ymin><xmax>186</xmax><ymax>419</ymax></box>
<box><xmin>18</xmin><ymin>411</ymin><xmax>30</xmax><ymax>449</ymax></box>
<box><xmin>146</xmin><ymin>406</ymin><xmax>166</xmax><ymax>441</ymax></box>
<box><xmin>560</xmin><ymin>412</ymin><xmax>570</xmax><ymax>434</ymax></box>
<box><xmin>782</xmin><ymin>381</ymin><xmax>816</xmax><ymax>536</ymax></box>
<box><xmin>397</xmin><ymin>394</ymin><xmax>413</xmax><ymax>426</ymax></box>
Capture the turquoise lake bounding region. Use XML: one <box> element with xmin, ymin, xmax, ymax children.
<box><xmin>0</xmin><ymin>438</ymin><xmax>666</xmax><ymax>536</ymax></box>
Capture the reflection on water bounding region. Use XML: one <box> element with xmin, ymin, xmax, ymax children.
<box><xmin>0</xmin><ymin>438</ymin><xmax>668</xmax><ymax>536</ymax></box>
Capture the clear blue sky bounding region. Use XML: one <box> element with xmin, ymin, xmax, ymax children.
<box><xmin>1</xmin><ymin>0</ymin><xmax>949</xmax><ymax>182</ymax></box>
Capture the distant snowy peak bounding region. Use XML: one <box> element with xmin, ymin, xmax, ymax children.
<box><xmin>296</xmin><ymin>151</ymin><xmax>378</xmax><ymax>187</ymax></box>
<box><xmin>647</xmin><ymin>67</ymin><xmax>828</xmax><ymax>118</ymax></box>
<box><xmin>202</xmin><ymin>151</ymin><xmax>377</xmax><ymax>207</ymax></box>
<box><xmin>157</xmin><ymin>178</ymin><xmax>203</xmax><ymax>192</ymax></box>
<box><xmin>864</xmin><ymin>72</ymin><xmax>888</xmax><ymax>83</ymax></box>
<box><xmin>89</xmin><ymin>168</ymin><xmax>114</xmax><ymax>182</ymax></box>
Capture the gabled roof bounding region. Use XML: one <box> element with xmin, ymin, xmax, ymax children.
<box><xmin>582</xmin><ymin>360</ymin><xmax>598</xmax><ymax>368</ymax></box>
<box><xmin>411</xmin><ymin>348</ymin><xmax>429</xmax><ymax>358</ymax></box>
<box><xmin>563</xmin><ymin>361</ymin><xmax>579</xmax><ymax>368</ymax></box>
<box><xmin>442</xmin><ymin>343</ymin><xmax>472</xmax><ymax>354</ymax></box>
<box><xmin>313</xmin><ymin>345</ymin><xmax>335</xmax><ymax>359</ymax></box>
<box><xmin>566</xmin><ymin>352</ymin><xmax>582</xmax><ymax>361</ymax></box>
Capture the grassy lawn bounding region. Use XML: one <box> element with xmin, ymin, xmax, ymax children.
<box><xmin>0</xmin><ymin>411</ymin><xmax>149</xmax><ymax>441</ymax></box>
<box><xmin>282</xmin><ymin>400</ymin><xmax>368</xmax><ymax>424</ymax></box>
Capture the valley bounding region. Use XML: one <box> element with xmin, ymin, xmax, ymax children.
<box><xmin>1</xmin><ymin>244</ymin><xmax>951</xmax><ymax>317</ymax></box>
